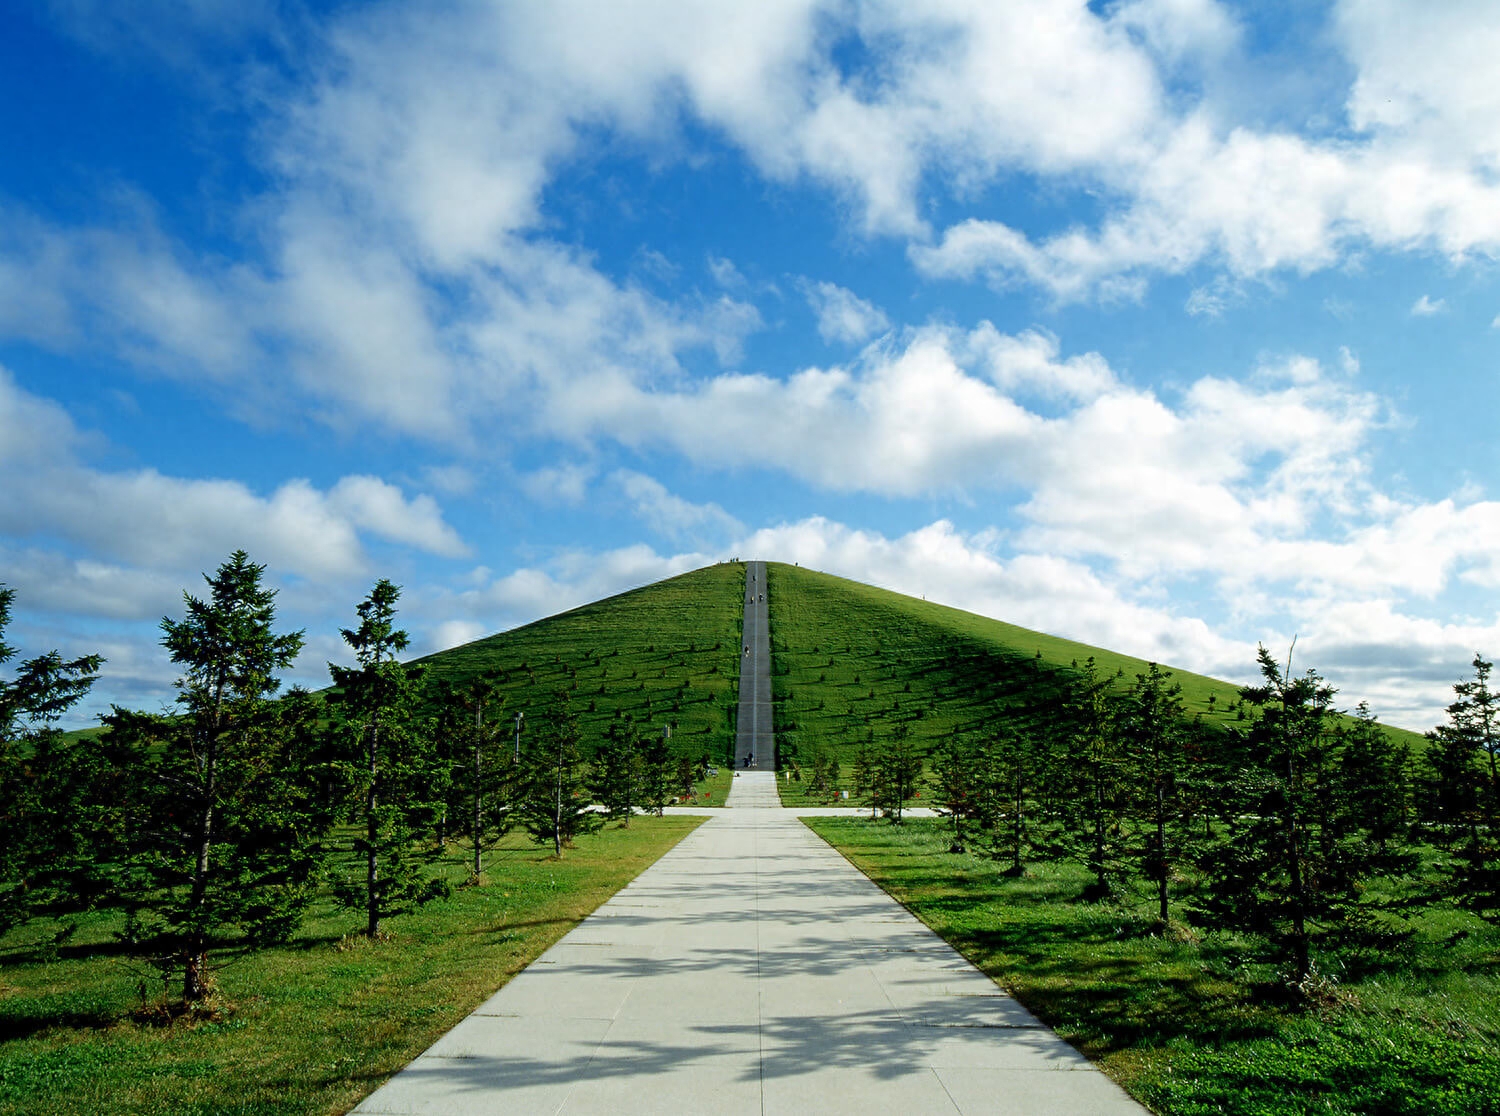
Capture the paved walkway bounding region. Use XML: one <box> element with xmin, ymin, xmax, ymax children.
<box><xmin>352</xmin><ymin>773</ymin><xmax>1148</xmax><ymax>1114</ymax></box>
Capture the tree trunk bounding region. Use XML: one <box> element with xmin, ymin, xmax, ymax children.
<box><xmin>366</xmin><ymin>715</ymin><xmax>380</xmax><ymax>938</ymax></box>
<box><xmin>184</xmin><ymin>676</ymin><xmax>225</xmax><ymax>1003</ymax></box>
<box><xmin>473</xmin><ymin>704</ymin><xmax>482</xmax><ymax>878</ymax></box>
<box><xmin>1156</xmin><ymin>783</ymin><xmax>1168</xmax><ymax>924</ymax></box>
<box><xmin>553</xmin><ymin>740</ymin><xmax>563</xmax><ymax>858</ymax></box>
<box><xmin>1092</xmin><ymin>768</ymin><xmax>1107</xmax><ymax>895</ymax></box>
<box><xmin>1012</xmin><ymin>783</ymin><xmax>1024</xmax><ymax>875</ymax></box>
<box><xmin>1285</xmin><ymin>743</ymin><xmax>1309</xmax><ymax>983</ymax></box>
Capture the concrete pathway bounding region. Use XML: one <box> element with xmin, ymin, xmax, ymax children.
<box><xmin>352</xmin><ymin>772</ymin><xmax>1149</xmax><ymax>1114</ymax></box>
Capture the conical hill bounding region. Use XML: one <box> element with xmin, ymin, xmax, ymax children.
<box><xmin>414</xmin><ymin>560</ymin><xmax>1423</xmax><ymax>767</ymax></box>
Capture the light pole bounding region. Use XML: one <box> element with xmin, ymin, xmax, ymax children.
<box><xmin>513</xmin><ymin>710</ymin><xmax>524</xmax><ymax>763</ymax></box>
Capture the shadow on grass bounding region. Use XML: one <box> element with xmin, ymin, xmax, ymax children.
<box><xmin>0</xmin><ymin>1007</ymin><xmax>120</xmax><ymax>1042</ymax></box>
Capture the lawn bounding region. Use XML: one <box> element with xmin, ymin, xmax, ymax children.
<box><xmin>767</xmin><ymin>562</ymin><xmax>1425</xmax><ymax>804</ymax></box>
<box><xmin>806</xmin><ymin>816</ymin><xmax>1500</xmax><ymax>1116</ymax></box>
<box><xmin>0</xmin><ymin>817</ymin><xmax>705</xmax><ymax>1116</ymax></box>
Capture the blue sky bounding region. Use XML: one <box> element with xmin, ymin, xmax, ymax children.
<box><xmin>4</xmin><ymin>0</ymin><xmax>1500</xmax><ymax>730</ymax></box>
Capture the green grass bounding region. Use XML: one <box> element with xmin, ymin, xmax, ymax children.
<box><xmin>767</xmin><ymin>562</ymin><xmax>1425</xmax><ymax>804</ymax></box>
<box><xmin>413</xmin><ymin>562</ymin><xmax>746</xmax><ymax>770</ymax></box>
<box><xmin>0</xmin><ymin>817</ymin><xmax>705</xmax><ymax>1116</ymax></box>
<box><xmin>806</xmin><ymin>816</ymin><xmax>1500</xmax><ymax>1116</ymax></box>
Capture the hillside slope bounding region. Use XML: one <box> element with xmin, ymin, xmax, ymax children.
<box><xmin>765</xmin><ymin>562</ymin><xmax>1424</xmax><ymax>778</ymax></box>
<box><xmin>412</xmin><ymin>562</ymin><xmax>745</xmax><ymax>764</ymax></box>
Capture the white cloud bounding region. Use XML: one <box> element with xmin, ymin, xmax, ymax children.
<box><xmin>1411</xmin><ymin>294</ymin><xmax>1447</xmax><ymax>316</ymax></box>
<box><xmin>799</xmin><ymin>279</ymin><xmax>890</xmax><ymax>345</ymax></box>
<box><xmin>0</xmin><ymin>370</ymin><xmax>468</xmax><ymax>588</ymax></box>
<box><xmin>1112</xmin><ymin>0</ymin><xmax>1239</xmax><ymax>64</ymax></box>
<box><xmin>10</xmin><ymin>0</ymin><xmax>1500</xmax><ymax>438</ymax></box>
<box><xmin>612</xmin><ymin>470</ymin><xmax>743</xmax><ymax>543</ymax></box>
<box><xmin>430</xmin><ymin>619</ymin><xmax>488</xmax><ymax>652</ymax></box>
<box><xmin>326</xmin><ymin>476</ymin><xmax>470</xmax><ymax>558</ymax></box>
<box><xmin>707</xmin><ymin>256</ymin><xmax>745</xmax><ymax>289</ymax></box>
<box><xmin>520</xmin><ymin>463</ymin><xmax>595</xmax><ymax>505</ymax></box>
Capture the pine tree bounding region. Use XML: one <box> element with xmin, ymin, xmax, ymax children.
<box><xmin>519</xmin><ymin>696</ymin><xmax>601</xmax><ymax>856</ymax></box>
<box><xmin>1337</xmin><ymin>702</ymin><xmax>1411</xmax><ymax>852</ymax></box>
<box><xmin>1191</xmin><ymin>645</ymin><xmax>1370</xmax><ymax>986</ymax></box>
<box><xmin>875</xmin><ymin>724</ymin><xmax>923</xmax><ymax>823</ymax></box>
<box><xmin>116</xmin><ymin>553</ymin><xmax>319</xmax><ymax>1003</ymax></box>
<box><xmin>639</xmin><ymin>726</ymin><xmax>674</xmax><ymax>816</ymax></box>
<box><xmin>0</xmin><ymin>584</ymin><xmax>107</xmax><ymax>935</ymax></box>
<box><xmin>592</xmin><ymin>718</ymin><xmax>643</xmax><ymax>826</ymax></box>
<box><xmin>1120</xmin><ymin>663</ymin><xmax>1190</xmax><ymax>923</ymax></box>
<box><xmin>852</xmin><ymin>742</ymin><xmax>881</xmax><ymax>819</ymax></box>
<box><xmin>328</xmin><ymin>580</ymin><xmax>447</xmax><ymax>938</ymax></box>
<box><xmin>432</xmin><ymin>677</ymin><xmax>513</xmax><ymax>877</ymax></box>
<box><xmin>981</xmin><ymin>723</ymin><xmax>1044</xmax><ymax>876</ymax></box>
<box><xmin>1054</xmin><ymin>659</ymin><xmax>1128</xmax><ymax>901</ymax></box>
<box><xmin>932</xmin><ymin>733</ymin><xmax>985</xmax><ymax>853</ymax></box>
<box><xmin>1431</xmin><ymin>656</ymin><xmax>1500</xmax><ymax>922</ymax></box>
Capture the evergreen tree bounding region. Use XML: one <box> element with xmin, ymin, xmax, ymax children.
<box><xmin>592</xmin><ymin>718</ymin><xmax>643</xmax><ymax>826</ymax></box>
<box><xmin>932</xmin><ymin>733</ymin><xmax>985</xmax><ymax>853</ymax></box>
<box><xmin>328</xmin><ymin>580</ymin><xmax>447</xmax><ymax>938</ymax></box>
<box><xmin>981</xmin><ymin>723</ymin><xmax>1044</xmax><ymax>876</ymax></box>
<box><xmin>1054</xmin><ymin>660</ymin><xmax>1128</xmax><ymax>900</ymax></box>
<box><xmin>852</xmin><ymin>742</ymin><xmax>881</xmax><ymax>819</ymax></box>
<box><xmin>1337</xmin><ymin>702</ymin><xmax>1411</xmax><ymax>852</ymax></box>
<box><xmin>115</xmin><ymin>553</ymin><xmax>319</xmax><ymax>1003</ymax></box>
<box><xmin>675</xmin><ymin>754</ymin><xmax>696</xmax><ymax>801</ymax></box>
<box><xmin>432</xmin><ymin>677</ymin><xmax>513</xmax><ymax>877</ymax></box>
<box><xmin>638</xmin><ymin>725</ymin><xmax>674</xmax><ymax>816</ymax></box>
<box><xmin>1431</xmin><ymin>656</ymin><xmax>1500</xmax><ymax>922</ymax></box>
<box><xmin>1120</xmin><ymin>663</ymin><xmax>1190</xmax><ymax>923</ymax></box>
<box><xmin>1191</xmin><ymin>646</ymin><xmax>1375</xmax><ymax>985</ymax></box>
<box><xmin>519</xmin><ymin>696</ymin><xmax>601</xmax><ymax>856</ymax></box>
<box><xmin>0</xmin><ymin>585</ymin><xmax>108</xmax><ymax>935</ymax></box>
<box><xmin>875</xmin><ymin>724</ymin><xmax>923</xmax><ymax>823</ymax></box>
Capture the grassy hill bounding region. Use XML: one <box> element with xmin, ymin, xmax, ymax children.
<box><xmin>764</xmin><ymin>562</ymin><xmax>1425</xmax><ymax>798</ymax></box>
<box><xmin>411</xmin><ymin>562</ymin><xmax>746</xmax><ymax>773</ymax></box>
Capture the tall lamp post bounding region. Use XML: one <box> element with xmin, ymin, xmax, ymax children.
<box><xmin>513</xmin><ymin>710</ymin><xmax>524</xmax><ymax>762</ymax></box>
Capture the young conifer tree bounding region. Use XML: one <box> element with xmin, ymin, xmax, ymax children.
<box><xmin>592</xmin><ymin>718</ymin><xmax>643</xmax><ymax>826</ymax></box>
<box><xmin>519</xmin><ymin>695</ymin><xmax>601</xmax><ymax>856</ymax></box>
<box><xmin>1054</xmin><ymin>659</ymin><xmax>1129</xmax><ymax>900</ymax></box>
<box><xmin>1432</xmin><ymin>656</ymin><xmax>1500</xmax><ymax>921</ymax></box>
<box><xmin>876</xmin><ymin>723</ymin><xmax>924</xmax><ymax>823</ymax></box>
<box><xmin>932</xmin><ymin>733</ymin><xmax>985</xmax><ymax>854</ymax></box>
<box><xmin>1120</xmin><ymin>663</ymin><xmax>1190</xmax><ymax>924</ymax></box>
<box><xmin>638</xmin><ymin>726</ymin><xmax>674</xmax><ymax>816</ymax></box>
<box><xmin>328</xmin><ymin>580</ymin><xmax>447</xmax><ymax>937</ymax></box>
<box><xmin>119</xmin><ymin>552</ymin><xmax>317</xmax><ymax>1003</ymax></box>
<box><xmin>1337</xmin><ymin>702</ymin><xmax>1412</xmax><ymax>852</ymax></box>
<box><xmin>1192</xmin><ymin>645</ymin><xmax>1373</xmax><ymax>986</ymax></box>
<box><xmin>0</xmin><ymin>584</ymin><xmax>106</xmax><ymax>935</ymax></box>
<box><xmin>432</xmin><ymin>676</ymin><xmax>512</xmax><ymax>877</ymax></box>
<box><xmin>980</xmin><ymin>720</ymin><xmax>1045</xmax><ymax>877</ymax></box>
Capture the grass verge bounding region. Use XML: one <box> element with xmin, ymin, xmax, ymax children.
<box><xmin>805</xmin><ymin>816</ymin><xmax>1500</xmax><ymax>1116</ymax></box>
<box><xmin>0</xmin><ymin>816</ymin><xmax>704</xmax><ymax>1116</ymax></box>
